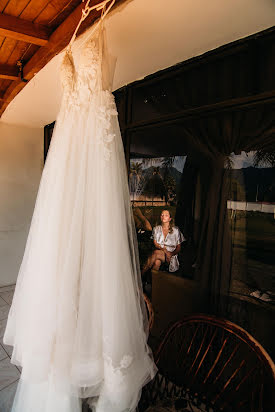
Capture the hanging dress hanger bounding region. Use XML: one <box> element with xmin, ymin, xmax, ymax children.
<box><xmin>67</xmin><ymin>0</ymin><xmax>115</xmax><ymax>51</ymax></box>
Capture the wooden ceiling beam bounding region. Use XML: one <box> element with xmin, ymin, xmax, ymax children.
<box><xmin>0</xmin><ymin>64</ymin><xmax>18</xmax><ymax>80</ymax></box>
<box><xmin>0</xmin><ymin>13</ymin><xmax>50</xmax><ymax>46</ymax></box>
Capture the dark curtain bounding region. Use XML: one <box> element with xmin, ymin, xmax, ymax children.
<box><xmin>179</xmin><ymin>104</ymin><xmax>275</xmax><ymax>312</ymax></box>
<box><xmin>175</xmin><ymin>158</ymin><xmax>198</xmax><ymax>240</ymax></box>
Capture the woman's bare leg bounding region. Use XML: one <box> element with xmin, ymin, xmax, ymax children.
<box><xmin>152</xmin><ymin>259</ymin><xmax>162</xmax><ymax>270</ymax></box>
<box><xmin>142</xmin><ymin>250</ymin><xmax>165</xmax><ymax>275</ymax></box>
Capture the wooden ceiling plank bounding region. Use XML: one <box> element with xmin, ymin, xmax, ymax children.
<box><xmin>35</xmin><ymin>0</ymin><xmax>80</xmax><ymax>25</ymax></box>
<box><xmin>0</xmin><ymin>13</ymin><xmax>50</xmax><ymax>45</ymax></box>
<box><xmin>6</xmin><ymin>40</ymin><xmax>29</xmax><ymax>64</ymax></box>
<box><xmin>19</xmin><ymin>0</ymin><xmax>53</xmax><ymax>22</ymax></box>
<box><xmin>33</xmin><ymin>0</ymin><xmax>57</xmax><ymax>21</ymax></box>
<box><xmin>2</xmin><ymin>0</ymin><xmax>33</xmax><ymax>16</ymax></box>
<box><xmin>0</xmin><ymin>78</ymin><xmax>12</xmax><ymax>92</ymax></box>
<box><xmin>0</xmin><ymin>0</ymin><xmax>12</xmax><ymax>13</ymax></box>
<box><xmin>0</xmin><ymin>63</ymin><xmax>18</xmax><ymax>79</ymax></box>
<box><xmin>0</xmin><ymin>37</ymin><xmax>17</xmax><ymax>64</ymax></box>
<box><xmin>20</xmin><ymin>43</ymin><xmax>39</xmax><ymax>61</ymax></box>
<box><xmin>0</xmin><ymin>35</ymin><xmax>5</xmax><ymax>47</ymax></box>
<box><xmin>18</xmin><ymin>0</ymin><xmax>37</xmax><ymax>18</ymax></box>
<box><xmin>47</xmin><ymin>0</ymin><xmax>79</xmax><ymax>23</ymax></box>
<box><xmin>0</xmin><ymin>77</ymin><xmax>21</xmax><ymax>104</ymax></box>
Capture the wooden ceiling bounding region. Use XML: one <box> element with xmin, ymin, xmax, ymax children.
<box><xmin>0</xmin><ymin>0</ymin><xmax>126</xmax><ymax>118</ymax></box>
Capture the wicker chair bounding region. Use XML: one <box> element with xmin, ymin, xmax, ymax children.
<box><xmin>139</xmin><ymin>314</ymin><xmax>275</xmax><ymax>412</ymax></box>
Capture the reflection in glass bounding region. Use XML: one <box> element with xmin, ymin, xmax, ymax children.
<box><xmin>129</xmin><ymin>156</ymin><xmax>187</xmax><ymax>279</ymax></box>
<box><xmin>226</xmin><ymin>150</ymin><xmax>275</xmax><ymax>304</ymax></box>
<box><xmin>129</xmin><ymin>156</ymin><xmax>186</xmax><ymax>206</ymax></box>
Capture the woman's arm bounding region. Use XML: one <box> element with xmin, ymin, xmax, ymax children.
<box><xmin>172</xmin><ymin>244</ymin><xmax>181</xmax><ymax>256</ymax></box>
<box><xmin>164</xmin><ymin>244</ymin><xmax>181</xmax><ymax>263</ymax></box>
<box><xmin>153</xmin><ymin>239</ymin><xmax>163</xmax><ymax>250</ymax></box>
<box><xmin>134</xmin><ymin>207</ymin><xmax>152</xmax><ymax>231</ymax></box>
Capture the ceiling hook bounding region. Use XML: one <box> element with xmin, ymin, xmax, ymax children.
<box><xmin>17</xmin><ymin>60</ymin><xmax>28</xmax><ymax>83</ymax></box>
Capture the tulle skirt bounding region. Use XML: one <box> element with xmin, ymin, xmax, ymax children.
<box><xmin>3</xmin><ymin>90</ymin><xmax>156</xmax><ymax>412</ymax></box>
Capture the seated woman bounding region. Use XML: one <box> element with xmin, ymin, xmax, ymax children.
<box><xmin>141</xmin><ymin>209</ymin><xmax>185</xmax><ymax>276</ymax></box>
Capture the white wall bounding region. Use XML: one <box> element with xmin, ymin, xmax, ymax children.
<box><xmin>2</xmin><ymin>0</ymin><xmax>275</xmax><ymax>128</ymax></box>
<box><xmin>0</xmin><ymin>123</ymin><xmax>43</xmax><ymax>286</ymax></box>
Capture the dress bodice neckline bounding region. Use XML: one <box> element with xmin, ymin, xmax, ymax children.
<box><xmin>59</xmin><ymin>21</ymin><xmax>116</xmax><ymax>102</ymax></box>
<box><xmin>60</xmin><ymin>28</ymin><xmax>106</xmax><ymax>106</ymax></box>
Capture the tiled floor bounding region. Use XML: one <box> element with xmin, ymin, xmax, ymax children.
<box><xmin>0</xmin><ymin>285</ymin><xmax>20</xmax><ymax>412</ymax></box>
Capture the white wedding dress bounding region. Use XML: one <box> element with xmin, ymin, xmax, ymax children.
<box><xmin>3</xmin><ymin>22</ymin><xmax>156</xmax><ymax>412</ymax></box>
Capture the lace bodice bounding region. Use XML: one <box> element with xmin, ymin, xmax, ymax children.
<box><xmin>60</xmin><ymin>34</ymin><xmax>103</xmax><ymax>106</ymax></box>
<box><xmin>59</xmin><ymin>28</ymin><xmax>118</xmax><ymax>161</ymax></box>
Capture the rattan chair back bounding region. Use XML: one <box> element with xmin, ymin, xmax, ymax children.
<box><xmin>140</xmin><ymin>314</ymin><xmax>275</xmax><ymax>412</ymax></box>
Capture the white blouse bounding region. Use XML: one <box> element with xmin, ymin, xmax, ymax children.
<box><xmin>152</xmin><ymin>225</ymin><xmax>185</xmax><ymax>272</ymax></box>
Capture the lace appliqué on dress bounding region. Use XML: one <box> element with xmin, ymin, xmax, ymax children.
<box><xmin>96</xmin><ymin>91</ymin><xmax>118</xmax><ymax>161</ymax></box>
<box><xmin>103</xmin><ymin>353</ymin><xmax>133</xmax><ymax>386</ymax></box>
<box><xmin>60</xmin><ymin>50</ymin><xmax>80</xmax><ymax>110</ymax></box>
<box><xmin>60</xmin><ymin>41</ymin><xmax>118</xmax><ymax>162</ymax></box>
